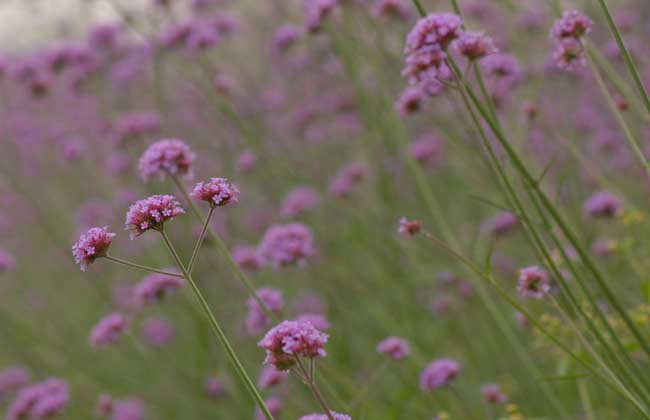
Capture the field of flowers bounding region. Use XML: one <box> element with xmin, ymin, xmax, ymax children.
<box><xmin>1</xmin><ymin>0</ymin><xmax>650</xmax><ymax>418</ymax></box>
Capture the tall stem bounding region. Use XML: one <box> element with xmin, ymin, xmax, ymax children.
<box><xmin>158</xmin><ymin>229</ymin><xmax>276</xmax><ymax>420</ymax></box>
<box><xmin>187</xmin><ymin>205</ymin><xmax>215</xmax><ymax>275</ymax></box>
<box><xmin>297</xmin><ymin>358</ymin><xmax>336</xmax><ymax>420</ymax></box>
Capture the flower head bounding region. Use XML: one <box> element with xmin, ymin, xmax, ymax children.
<box><xmin>89</xmin><ymin>313</ymin><xmax>129</xmax><ymax>347</ymax></box>
<box><xmin>191</xmin><ymin>177</ymin><xmax>239</xmax><ymax>207</ymax></box>
<box><xmin>258</xmin><ymin>365</ymin><xmax>289</xmax><ymax>390</ymax></box>
<box><xmin>481</xmin><ymin>383</ymin><xmax>508</xmax><ymax>404</ymax></box>
<box><xmin>304</xmin><ymin>0</ymin><xmax>339</xmax><ymax>33</ymax></box>
<box><xmin>258</xmin><ymin>320</ymin><xmax>328</xmax><ymax>370</ymax></box>
<box><xmin>0</xmin><ymin>250</ymin><xmax>17</xmax><ymax>273</ymax></box>
<box><xmin>372</xmin><ymin>0</ymin><xmax>411</xmax><ymax>21</ymax></box>
<box><xmin>133</xmin><ymin>273</ymin><xmax>184</xmax><ymax>306</ymax></box>
<box><xmin>551</xmin><ymin>10</ymin><xmax>593</xmax><ymax>40</ymax></box>
<box><xmin>142</xmin><ymin>317</ymin><xmax>176</xmax><ymax>347</ymax></box>
<box><xmin>5</xmin><ymin>378</ymin><xmax>69</xmax><ymax>420</ymax></box>
<box><xmin>377</xmin><ymin>336</ymin><xmax>411</xmax><ymax>360</ymax></box>
<box><xmin>125</xmin><ymin>195</ymin><xmax>184</xmax><ymax>237</ymax></box>
<box><xmin>138</xmin><ymin>139</ymin><xmax>195</xmax><ymax>181</ymax></box>
<box><xmin>205</xmin><ymin>376</ymin><xmax>225</xmax><ymax>398</ymax></box>
<box><xmin>517</xmin><ymin>266</ymin><xmax>550</xmax><ymax>299</ymax></box>
<box><xmin>72</xmin><ymin>226</ymin><xmax>116</xmax><ymax>270</ymax></box>
<box><xmin>457</xmin><ymin>32</ymin><xmax>497</xmax><ymax>60</ymax></box>
<box><xmin>111</xmin><ymin>398</ymin><xmax>145</xmax><ymax>420</ymax></box>
<box><xmin>398</xmin><ymin>217</ymin><xmax>422</xmax><ymax>236</ymax></box>
<box><xmin>583</xmin><ymin>191</ymin><xmax>622</xmax><ymax>218</ymax></box>
<box><xmin>246</xmin><ymin>288</ymin><xmax>284</xmax><ymax>336</ymax></box>
<box><xmin>258</xmin><ymin>223</ymin><xmax>316</xmax><ymax>268</ymax></box>
<box><xmin>256</xmin><ymin>397</ymin><xmax>283</xmax><ymax>420</ymax></box>
<box><xmin>0</xmin><ymin>367</ymin><xmax>31</xmax><ymax>401</ymax></box>
<box><xmin>420</xmin><ymin>358</ymin><xmax>460</xmax><ymax>391</ymax></box>
<box><xmin>281</xmin><ymin>186</ymin><xmax>321</xmax><ymax>218</ymax></box>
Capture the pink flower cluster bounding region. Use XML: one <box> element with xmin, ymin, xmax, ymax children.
<box><xmin>583</xmin><ymin>191</ymin><xmax>622</xmax><ymax>219</ymax></box>
<box><xmin>245</xmin><ymin>288</ymin><xmax>284</xmax><ymax>336</ymax></box>
<box><xmin>281</xmin><ymin>186</ymin><xmax>321</xmax><ymax>218</ymax></box>
<box><xmin>5</xmin><ymin>378</ymin><xmax>69</xmax><ymax>420</ymax></box>
<box><xmin>258</xmin><ymin>320</ymin><xmax>328</xmax><ymax>370</ymax></box>
<box><xmin>257</xmin><ymin>365</ymin><xmax>288</xmax><ymax>390</ymax></box>
<box><xmin>517</xmin><ymin>266</ymin><xmax>551</xmax><ymax>299</ymax></box>
<box><xmin>456</xmin><ymin>32</ymin><xmax>497</xmax><ymax>60</ymax></box>
<box><xmin>377</xmin><ymin>336</ymin><xmax>411</xmax><ymax>360</ymax></box>
<box><xmin>0</xmin><ymin>367</ymin><xmax>30</xmax><ymax>400</ymax></box>
<box><xmin>133</xmin><ymin>273</ymin><xmax>184</xmax><ymax>306</ymax></box>
<box><xmin>89</xmin><ymin>313</ymin><xmax>129</xmax><ymax>347</ymax></box>
<box><xmin>138</xmin><ymin>139</ymin><xmax>195</xmax><ymax>181</ymax></box>
<box><xmin>398</xmin><ymin>217</ymin><xmax>422</xmax><ymax>236</ymax></box>
<box><xmin>550</xmin><ymin>10</ymin><xmax>593</xmax><ymax>71</ymax></box>
<box><xmin>72</xmin><ymin>226</ymin><xmax>116</xmax><ymax>270</ymax></box>
<box><xmin>191</xmin><ymin>177</ymin><xmax>239</xmax><ymax>207</ymax></box>
<box><xmin>420</xmin><ymin>358</ymin><xmax>460</xmax><ymax>391</ymax></box>
<box><xmin>258</xmin><ymin>223</ymin><xmax>316</xmax><ymax>268</ymax></box>
<box><xmin>125</xmin><ymin>195</ymin><xmax>185</xmax><ymax>237</ymax></box>
<box><xmin>304</xmin><ymin>0</ymin><xmax>339</xmax><ymax>33</ymax></box>
<box><xmin>328</xmin><ymin>162</ymin><xmax>368</xmax><ymax>197</ymax></box>
<box><xmin>298</xmin><ymin>412</ymin><xmax>351</xmax><ymax>420</ymax></box>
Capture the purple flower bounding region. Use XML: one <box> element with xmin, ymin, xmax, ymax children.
<box><xmin>295</xmin><ymin>313</ymin><xmax>331</xmax><ymax>330</ymax></box>
<box><xmin>410</xmin><ymin>133</ymin><xmax>443</xmax><ymax>166</ymax></box>
<box><xmin>457</xmin><ymin>31</ymin><xmax>497</xmax><ymax>60</ymax></box>
<box><xmin>110</xmin><ymin>398</ymin><xmax>145</xmax><ymax>420</ymax></box>
<box><xmin>0</xmin><ymin>367</ymin><xmax>30</xmax><ymax>401</ymax></box>
<box><xmin>398</xmin><ymin>217</ymin><xmax>422</xmax><ymax>236</ymax></box>
<box><xmin>191</xmin><ymin>177</ymin><xmax>239</xmax><ymax>207</ymax></box>
<box><xmin>272</xmin><ymin>25</ymin><xmax>302</xmax><ymax>53</ymax></box>
<box><xmin>420</xmin><ymin>358</ymin><xmax>460</xmax><ymax>390</ymax></box>
<box><xmin>482</xmin><ymin>212</ymin><xmax>519</xmax><ymax>237</ymax></box>
<box><xmin>89</xmin><ymin>313</ymin><xmax>129</xmax><ymax>347</ymax></box>
<box><xmin>0</xmin><ymin>250</ymin><xmax>16</xmax><ymax>273</ymax></box>
<box><xmin>402</xmin><ymin>13</ymin><xmax>462</xmax><ymax>85</ymax></box>
<box><xmin>205</xmin><ymin>376</ymin><xmax>225</xmax><ymax>398</ymax></box>
<box><xmin>72</xmin><ymin>226</ymin><xmax>116</xmax><ymax>271</ymax></box>
<box><xmin>113</xmin><ymin>111</ymin><xmax>160</xmax><ymax>144</ymax></box>
<box><xmin>372</xmin><ymin>0</ymin><xmax>411</xmax><ymax>21</ymax></box>
<box><xmin>133</xmin><ymin>273</ymin><xmax>184</xmax><ymax>306</ymax></box>
<box><xmin>281</xmin><ymin>186</ymin><xmax>321</xmax><ymax>218</ymax></box>
<box><xmin>552</xmin><ymin>38</ymin><xmax>586</xmax><ymax>71</ymax></box>
<box><xmin>258</xmin><ymin>320</ymin><xmax>328</xmax><ymax>370</ymax></box>
<box><xmin>95</xmin><ymin>393</ymin><xmax>113</xmax><ymax>417</ymax></box>
<box><xmin>125</xmin><ymin>195</ymin><xmax>185</xmax><ymax>237</ymax></box>
<box><xmin>257</xmin><ymin>365</ymin><xmax>288</xmax><ymax>390</ymax></box>
<box><xmin>304</xmin><ymin>0</ymin><xmax>339</xmax><ymax>33</ymax></box>
<box><xmin>246</xmin><ymin>288</ymin><xmax>284</xmax><ymax>336</ymax></box>
<box><xmin>258</xmin><ymin>223</ymin><xmax>316</xmax><ymax>268</ymax></box>
<box><xmin>138</xmin><ymin>139</ymin><xmax>195</xmax><ymax>181</ymax></box>
<box><xmin>232</xmin><ymin>245</ymin><xmax>264</xmax><ymax>271</ymax></box>
<box><xmin>142</xmin><ymin>317</ymin><xmax>176</xmax><ymax>347</ymax></box>
<box><xmin>255</xmin><ymin>397</ymin><xmax>283</xmax><ymax>420</ymax></box>
<box><xmin>517</xmin><ymin>266</ymin><xmax>550</xmax><ymax>299</ymax></box>
<box><xmin>328</xmin><ymin>162</ymin><xmax>369</xmax><ymax>197</ymax></box>
<box><xmin>377</xmin><ymin>336</ymin><xmax>411</xmax><ymax>360</ymax></box>
<box><xmin>5</xmin><ymin>378</ymin><xmax>69</xmax><ymax>420</ymax></box>
<box><xmin>583</xmin><ymin>191</ymin><xmax>622</xmax><ymax>218</ymax></box>
<box><xmin>481</xmin><ymin>383</ymin><xmax>508</xmax><ymax>404</ymax></box>
<box><xmin>395</xmin><ymin>86</ymin><xmax>425</xmax><ymax>117</ymax></box>
<box><xmin>551</xmin><ymin>10</ymin><xmax>593</xmax><ymax>41</ymax></box>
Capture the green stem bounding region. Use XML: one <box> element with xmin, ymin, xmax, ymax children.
<box><xmin>104</xmin><ymin>254</ymin><xmax>184</xmax><ymax>278</ymax></box>
<box><xmin>187</xmin><ymin>205</ymin><xmax>215</xmax><ymax>275</ymax></box>
<box><xmin>158</xmin><ymin>229</ymin><xmax>276</xmax><ymax>420</ymax></box>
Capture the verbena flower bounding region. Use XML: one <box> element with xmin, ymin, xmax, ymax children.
<box><xmin>298</xmin><ymin>412</ymin><xmax>351</xmax><ymax>420</ymax></box>
<box><xmin>398</xmin><ymin>217</ymin><xmax>422</xmax><ymax>236</ymax></box>
<box><xmin>258</xmin><ymin>320</ymin><xmax>328</xmax><ymax>370</ymax></box>
<box><xmin>258</xmin><ymin>223</ymin><xmax>316</xmax><ymax>268</ymax></box>
<box><xmin>481</xmin><ymin>383</ymin><xmax>508</xmax><ymax>404</ymax></box>
<box><xmin>138</xmin><ymin>139</ymin><xmax>195</xmax><ymax>181</ymax></box>
<box><xmin>191</xmin><ymin>177</ymin><xmax>240</xmax><ymax>207</ymax></box>
<box><xmin>551</xmin><ymin>10</ymin><xmax>593</xmax><ymax>40</ymax></box>
<box><xmin>89</xmin><ymin>313</ymin><xmax>129</xmax><ymax>347</ymax></box>
<box><xmin>111</xmin><ymin>398</ymin><xmax>145</xmax><ymax>420</ymax></box>
<box><xmin>245</xmin><ymin>288</ymin><xmax>284</xmax><ymax>336</ymax></box>
<box><xmin>550</xmin><ymin>10</ymin><xmax>592</xmax><ymax>71</ymax></box>
<box><xmin>6</xmin><ymin>378</ymin><xmax>69</xmax><ymax>420</ymax></box>
<box><xmin>457</xmin><ymin>32</ymin><xmax>497</xmax><ymax>60</ymax></box>
<box><xmin>0</xmin><ymin>250</ymin><xmax>16</xmax><ymax>274</ymax></box>
<box><xmin>482</xmin><ymin>212</ymin><xmax>519</xmax><ymax>237</ymax></box>
<box><xmin>133</xmin><ymin>273</ymin><xmax>185</xmax><ymax>306</ymax></box>
<box><xmin>255</xmin><ymin>397</ymin><xmax>283</xmax><ymax>420</ymax></box>
<box><xmin>372</xmin><ymin>0</ymin><xmax>411</xmax><ymax>21</ymax></box>
<box><xmin>420</xmin><ymin>358</ymin><xmax>460</xmax><ymax>390</ymax></box>
<box><xmin>232</xmin><ymin>245</ymin><xmax>264</xmax><ymax>271</ymax></box>
<box><xmin>295</xmin><ymin>313</ymin><xmax>331</xmax><ymax>330</ymax></box>
<box><xmin>583</xmin><ymin>191</ymin><xmax>622</xmax><ymax>218</ymax></box>
<box><xmin>377</xmin><ymin>336</ymin><xmax>411</xmax><ymax>360</ymax></box>
<box><xmin>410</xmin><ymin>133</ymin><xmax>443</xmax><ymax>167</ymax></box>
<box><xmin>72</xmin><ymin>226</ymin><xmax>116</xmax><ymax>270</ymax></box>
<box><xmin>125</xmin><ymin>195</ymin><xmax>185</xmax><ymax>237</ymax></box>
<box><xmin>257</xmin><ymin>365</ymin><xmax>289</xmax><ymax>390</ymax></box>
<box><xmin>205</xmin><ymin>376</ymin><xmax>225</xmax><ymax>398</ymax></box>
<box><xmin>0</xmin><ymin>367</ymin><xmax>31</xmax><ymax>401</ymax></box>
<box><xmin>281</xmin><ymin>186</ymin><xmax>321</xmax><ymax>218</ymax></box>
<box><xmin>517</xmin><ymin>266</ymin><xmax>550</xmax><ymax>299</ymax></box>
<box><xmin>304</xmin><ymin>0</ymin><xmax>339</xmax><ymax>33</ymax></box>
<box><xmin>142</xmin><ymin>317</ymin><xmax>176</xmax><ymax>347</ymax></box>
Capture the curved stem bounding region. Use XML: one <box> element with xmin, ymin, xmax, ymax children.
<box><xmin>104</xmin><ymin>254</ymin><xmax>183</xmax><ymax>278</ymax></box>
<box><xmin>158</xmin><ymin>229</ymin><xmax>276</xmax><ymax>420</ymax></box>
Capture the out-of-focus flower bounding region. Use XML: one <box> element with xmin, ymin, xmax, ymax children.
<box><xmin>205</xmin><ymin>376</ymin><xmax>225</xmax><ymax>398</ymax></box>
<box><xmin>295</xmin><ymin>313</ymin><xmax>331</xmax><ymax>330</ymax></box>
<box><xmin>517</xmin><ymin>266</ymin><xmax>550</xmax><ymax>299</ymax></box>
<box><xmin>246</xmin><ymin>288</ymin><xmax>284</xmax><ymax>336</ymax></box>
<box><xmin>328</xmin><ymin>162</ymin><xmax>369</xmax><ymax>197</ymax></box>
<box><xmin>583</xmin><ymin>191</ymin><xmax>622</xmax><ymax>219</ymax></box>
<box><xmin>377</xmin><ymin>336</ymin><xmax>411</xmax><ymax>360</ymax></box>
<box><xmin>89</xmin><ymin>313</ymin><xmax>129</xmax><ymax>347</ymax></box>
<box><xmin>133</xmin><ymin>273</ymin><xmax>184</xmax><ymax>306</ymax></box>
<box><xmin>0</xmin><ymin>250</ymin><xmax>16</xmax><ymax>274</ymax></box>
<box><xmin>142</xmin><ymin>317</ymin><xmax>176</xmax><ymax>346</ymax></box>
<box><xmin>138</xmin><ymin>139</ymin><xmax>195</xmax><ymax>181</ymax></box>
<box><xmin>420</xmin><ymin>358</ymin><xmax>460</xmax><ymax>391</ymax></box>
<box><xmin>481</xmin><ymin>383</ymin><xmax>508</xmax><ymax>404</ymax></box>
<box><xmin>398</xmin><ymin>217</ymin><xmax>422</xmax><ymax>236</ymax></box>
<box><xmin>257</xmin><ymin>365</ymin><xmax>289</xmax><ymax>390</ymax></box>
<box><xmin>372</xmin><ymin>0</ymin><xmax>411</xmax><ymax>21</ymax></box>
<box><xmin>457</xmin><ymin>32</ymin><xmax>497</xmax><ymax>60</ymax></box>
<box><xmin>0</xmin><ymin>367</ymin><xmax>30</xmax><ymax>401</ymax></box>
<box><xmin>298</xmin><ymin>413</ymin><xmax>351</xmax><ymax>420</ymax></box>
<box><xmin>255</xmin><ymin>397</ymin><xmax>283</xmax><ymax>420</ymax></box>
<box><xmin>258</xmin><ymin>223</ymin><xmax>316</xmax><ymax>268</ymax></box>
<box><xmin>5</xmin><ymin>378</ymin><xmax>69</xmax><ymax>420</ymax></box>
<box><xmin>281</xmin><ymin>186</ymin><xmax>321</xmax><ymax>218</ymax></box>
<box><xmin>110</xmin><ymin>398</ymin><xmax>145</xmax><ymax>420</ymax></box>
<box><xmin>304</xmin><ymin>0</ymin><xmax>339</xmax><ymax>33</ymax></box>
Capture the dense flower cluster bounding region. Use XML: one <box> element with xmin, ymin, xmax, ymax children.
<box><xmin>258</xmin><ymin>320</ymin><xmax>328</xmax><ymax>370</ymax></box>
<box><xmin>258</xmin><ymin>223</ymin><xmax>316</xmax><ymax>268</ymax></box>
<box><xmin>420</xmin><ymin>358</ymin><xmax>460</xmax><ymax>391</ymax></box>
<box><xmin>138</xmin><ymin>139</ymin><xmax>195</xmax><ymax>181</ymax></box>
<box><xmin>517</xmin><ymin>266</ymin><xmax>551</xmax><ymax>299</ymax></box>
<box><xmin>125</xmin><ymin>195</ymin><xmax>185</xmax><ymax>237</ymax></box>
<box><xmin>133</xmin><ymin>273</ymin><xmax>184</xmax><ymax>306</ymax></box>
<box><xmin>456</xmin><ymin>32</ymin><xmax>497</xmax><ymax>60</ymax></box>
<box><xmin>72</xmin><ymin>226</ymin><xmax>116</xmax><ymax>270</ymax></box>
<box><xmin>245</xmin><ymin>288</ymin><xmax>284</xmax><ymax>336</ymax></box>
<box><xmin>89</xmin><ymin>313</ymin><xmax>129</xmax><ymax>347</ymax></box>
<box><xmin>191</xmin><ymin>177</ymin><xmax>240</xmax><ymax>207</ymax></box>
<box><xmin>5</xmin><ymin>378</ymin><xmax>69</xmax><ymax>420</ymax></box>
<box><xmin>550</xmin><ymin>10</ymin><xmax>593</xmax><ymax>71</ymax></box>
<box><xmin>377</xmin><ymin>336</ymin><xmax>411</xmax><ymax>360</ymax></box>
<box><xmin>583</xmin><ymin>191</ymin><xmax>622</xmax><ymax>218</ymax></box>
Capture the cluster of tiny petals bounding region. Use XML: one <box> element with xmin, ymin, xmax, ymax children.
<box><xmin>551</xmin><ymin>10</ymin><xmax>593</xmax><ymax>40</ymax></box>
<box><xmin>0</xmin><ymin>367</ymin><xmax>31</xmax><ymax>400</ymax></box>
<box><xmin>304</xmin><ymin>0</ymin><xmax>339</xmax><ymax>33</ymax></box>
<box><xmin>245</xmin><ymin>287</ymin><xmax>284</xmax><ymax>335</ymax></box>
<box><xmin>191</xmin><ymin>177</ymin><xmax>240</xmax><ymax>207</ymax></box>
<box><xmin>372</xmin><ymin>0</ymin><xmax>411</xmax><ymax>20</ymax></box>
<box><xmin>5</xmin><ymin>378</ymin><xmax>69</xmax><ymax>420</ymax></box>
<box><xmin>258</xmin><ymin>223</ymin><xmax>316</xmax><ymax>268</ymax></box>
<box><xmin>583</xmin><ymin>191</ymin><xmax>622</xmax><ymax>218</ymax></box>
<box><xmin>377</xmin><ymin>336</ymin><xmax>411</xmax><ymax>360</ymax></box>
<box><xmin>550</xmin><ymin>10</ymin><xmax>592</xmax><ymax>71</ymax></box>
<box><xmin>138</xmin><ymin>139</ymin><xmax>195</xmax><ymax>181</ymax></box>
<box><xmin>420</xmin><ymin>358</ymin><xmax>460</xmax><ymax>390</ymax></box>
<box><xmin>457</xmin><ymin>31</ymin><xmax>497</xmax><ymax>60</ymax></box>
<box><xmin>517</xmin><ymin>266</ymin><xmax>551</xmax><ymax>299</ymax></box>
<box><xmin>402</xmin><ymin>13</ymin><xmax>462</xmax><ymax>85</ymax></box>
<box><xmin>257</xmin><ymin>365</ymin><xmax>289</xmax><ymax>389</ymax></box>
<box><xmin>298</xmin><ymin>412</ymin><xmax>351</xmax><ymax>420</ymax></box>
<box><xmin>89</xmin><ymin>312</ymin><xmax>129</xmax><ymax>347</ymax></box>
<box><xmin>125</xmin><ymin>195</ymin><xmax>185</xmax><ymax>237</ymax></box>
<box><xmin>132</xmin><ymin>273</ymin><xmax>185</xmax><ymax>306</ymax></box>
<box><xmin>481</xmin><ymin>383</ymin><xmax>508</xmax><ymax>404</ymax></box>
<box><xmin>72</xmin><ymin>226</ymin><xmax>116</xmax><ymax>270</ymax></box>
<box><xmin>258</xmin><ymin>320</ymin><xmax>328</xmax><ymax>370</ymax></box>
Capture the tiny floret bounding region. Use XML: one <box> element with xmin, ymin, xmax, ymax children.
<box><xmin>72</xmin><ymin>226</ymin><xmax>116</xmax><ymax>270</ymax></box>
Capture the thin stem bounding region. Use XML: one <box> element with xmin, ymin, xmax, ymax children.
<box><xmin>187</xmin><ymin>205</ymin><xmax>215</xmax><ymax>275</ymax></box>
<box><xmin>158</xmin><ymin>229</ymin><xmax>276</xmax><ymax>420</ymax></box>
<box><xmin>410</xmin><ymin>0</ymin><xmax>426</xmax><ymax>16</ymax></box>
<box><xmin>296</xmin><ymin>358</ymin><xmax>336</xmax><ymax>420</ymax></box>
<box><xmin>104</xmin><ymin>254</ymin><xmax>184</xmax><ymax>278</ymax></box>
